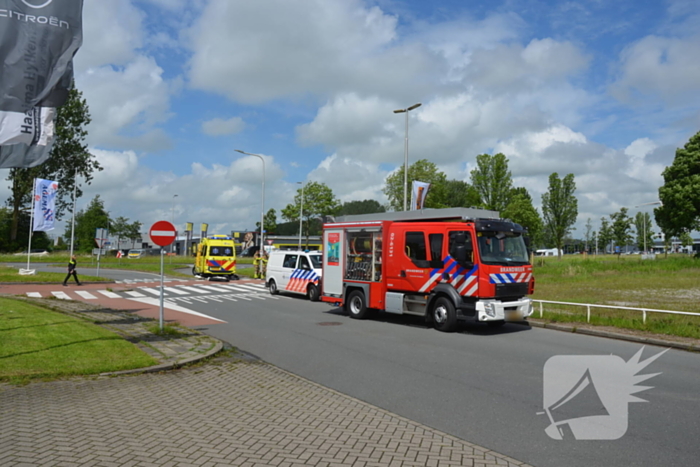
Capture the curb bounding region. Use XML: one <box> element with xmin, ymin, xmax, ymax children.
<box><xmin>100</xmin><ymin>338</ymin><xmax>225</xmax><ymax>376</ymax></box>
<box><xmin>525</xmin><ymin>320</ymin><xmax>700</xmax><ymax>352</ymax></box>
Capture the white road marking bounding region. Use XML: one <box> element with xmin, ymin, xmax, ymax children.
<box><xmin>75</xmin><ymin>291</ymin><xmax>97</xmax><ymax>299</ymax></box>
<box><xmin>124</xmin><ymin>291</ymin><xmax>146</xmax><ymax>297</ymax></box>
<box><xmin>232</xmin><ymin>284</ymin><xmax>267</xmax><ymax>292</ymax></box>
<box><xmin>51</xmin><ymin>291</ymin><xmax>71</xmax><ymax>300</ymax></box>
<box><xmin>125</xmin><ymin>297</ymin><xmax>226</xmax><ymax>323</ymax></box>
<box><xmin>177</xmin><ymin>286</ymin><xmax>210</xmax><ymax>294</ymax></box>
<box><xmin>97</xmin><ymin>290</ymin><xmax>121</xmax><ymax>298</ymax></box>
<box><xmin>139</xmin><ymin>287</ymin><xmax>166</xmax><ymax>296</ymax></box>
<box><xmin>197</xmin><ymin>285</ymin><xmax>232</xmax><ymax>293</ymax></box>
<box><xmin>26</xmin><ymin>292</ymin><xmax>42</xmax><ymax>298</ymax></box>
<box><xmin>164</xmin><ymin>287</ymin><xmax>188</xmax><ymax>295</ymax></box>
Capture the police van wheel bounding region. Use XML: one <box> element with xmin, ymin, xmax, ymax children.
<box><xmin>307</xmin><ymin>284</ymin><xmax>319</xmax><ymax>302</ymax></box>
<box><xmin>268</xmin><ymin>279</ymin><xmax>279</xmax><ymax>295</ymax></box>
<box><xmin>347</xmin><ymin>290</ymin><xmax>369</xmax><ymax>319</ymax></box>
<box><xmin>432</xmin><ymin>297</ymin><xmax>457</xmax><ymax>332</ymax></box>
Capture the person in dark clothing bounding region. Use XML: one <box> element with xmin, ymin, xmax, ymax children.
<box><xmin>63</xmin><ymin>255</ymin><xmax>81</xmax><ymax>286</ymax></box>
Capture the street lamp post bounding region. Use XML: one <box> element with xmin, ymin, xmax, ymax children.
<box><xmin>235</xmin><ymin>150</ymin><xmax>266</xmax><ymax>254</ymax></box>
<box><xmin>634</xmin><ymin>201</ymin><xmax>662</xmax><ymax>254</ymax></box>
<box><xmin>297</xmin><ymin>182</ymin><xmax>304</xmax><ymax>250</ymax></box>
<box><xmin>394</xmin><ymin>102</ymin><xmax>421</xmax><ymax>211</ymax></box>
<box><xmin>171</xmin><ymin>194</ymin><xmax>178</xmax><ymax>256</ymax></box>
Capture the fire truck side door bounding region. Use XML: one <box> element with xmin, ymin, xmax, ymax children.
<box><xmin>386</xmin><ymin>226</ymin><xmax>436</xmax><ymax>292</ymax></box>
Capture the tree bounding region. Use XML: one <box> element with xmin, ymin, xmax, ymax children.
<box><xmin>634</xmin><ymin>212</ymin><xmax>654</xmax><ymax>253</ymax></box>
<box><xmin>501</xmin><ymin>189</ymin><xmax>543</xmax><ymax>248</ymax></box>
<box><xmin>125</xmin><ymin>220</ymin><xmax>143</xmax><ymax>248</ymax></box>
<box><xmin>337</xmin><ymin>199</ymin><xmax>386</xmax><ymax>216</ymax></box>
<box><xmin>655</xmin><ymin>130</ymin><xmax>700</xmax><ymax>237</ymax></box>
<box><xmin>110</xmin><ymin>216</ymin><xmax>130</xmax><ymax>250</ymax></box>
<box><xmin>610</xmin><ymin>207</ymin><xmax>633</xmax><ymax>253</ymax></box>
<box><xmin>584</xmin><ymin>218</ymin><xmax>594</xmax><ymax>253</ymax></box>
<box><xmin>5</xmin><ymin>87</ymin><xmax>102</xmax><ymax>242</ymax></box>
<box><xmin>442</xmin><ymin>180</ymin><xmax>481</xmax><ymax>208</ymax></box>
<box><xmin>541</xmin><ymin>173</ymin><xmax>578</xmax><ymax>259</ymax></box>
<box><xmin>469</xmin><ymin>153</ymin><xmax>514</xmax><ymax>212</ymax></box>
<box><xmin>282</xmin><ymin>182</ymin><xmax>340</xmax><ymax>245</ymax></box>
<box><xmin>598</xmin><ymin>217</ymin><xmax>613</xmax><ymax>253</ymax></box>
<box><xmin>256</xmin><ymin>208</ymin><xmax>277</xmax><ymax>234</ymax></box>
<box><xmin>67</xmin><ymin>195</ymin><xmax>110</xmax><ymax>253</ymax></box>
<box><xmin>383</xmin><ymin>159</ymin><xmax>447</xmax><ymax>211</ymax></box>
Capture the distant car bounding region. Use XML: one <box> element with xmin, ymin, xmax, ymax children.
<box><xmin>127</xmin><ymin>249</ymin><xmax>145</xmax><ymax>259</ymax></box>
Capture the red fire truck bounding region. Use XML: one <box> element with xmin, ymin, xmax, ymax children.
<box><xmin>320</xmin><ymin>208</ymin><xmax>534</xmax><ymax>332</ymax></box>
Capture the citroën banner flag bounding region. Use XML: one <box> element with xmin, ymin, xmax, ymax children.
<box><xmin>0</xmin><ymin>0</ymin><xmax>84</xmax><ymax>168</ymax></box>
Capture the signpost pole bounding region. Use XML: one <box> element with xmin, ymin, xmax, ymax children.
<box><xmin>159</xmin><ymin>248</ymin><xmax>164</xmax><ymax>330</ymax></box>
<box><xmin>148</xmin><ymin>220</ymin><xmax>177</xmax><ymax>332</ymax></box>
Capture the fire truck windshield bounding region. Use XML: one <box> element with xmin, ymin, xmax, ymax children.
<box><xmin>477</xmin><ymin>232</ymin><xmax>529</xmax><ymax>265</ymax></box>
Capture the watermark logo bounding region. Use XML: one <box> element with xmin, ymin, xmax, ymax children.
<box><xmin>539</xmin><ymin>346</ymin><xmax>667</xmax><ymax>440</ymax></box>
<box><xmin>22</xmin><ymin>0</ymin><xmax>53</xmax><ymax>9</ymax></box>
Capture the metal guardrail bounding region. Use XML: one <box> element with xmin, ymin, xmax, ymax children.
<box><xmin>532</xmin><ymin>299</ymin><xmax>700</xmax><ymax>324</ymax></box>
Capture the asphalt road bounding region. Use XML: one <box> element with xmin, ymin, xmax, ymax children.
<box><xmin>184</xmin><ymin>291</ymin><xmax>700</xmax><ymax>467</ymax></box>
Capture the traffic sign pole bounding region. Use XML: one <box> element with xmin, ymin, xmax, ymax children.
<box><xmin>149</xmin><ymin>221</ymin><xmax>176</xmax><ymax>330</ymax></box>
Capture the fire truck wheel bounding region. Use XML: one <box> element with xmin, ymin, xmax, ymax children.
<box><xmin>432</xmin><ymin>297</ymin><xmax>457</xmax><ymax>332</ymax></box>
<box><xmin>268</xmin><ymin>279</ymin><xmax>279</xmax><ymax>295</ymax></box>
<box><xmin>346</xmin><ymin>290</ymin><xmax>369</xmax><ymax>319</ymax></box>
<box><xmin>307</xmin><ymin>284</ymin><xmax>320</xmax><ymax>302</ymax></box>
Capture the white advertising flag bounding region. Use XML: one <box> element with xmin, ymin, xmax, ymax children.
<box><xmin>411</xmin><ymin>181</ymin><xmax>431</xmax><ymax>210</ymax></box>
<box><xmin>32</xmin><ymin>178</ymin><xmax>58</xmax><ymax>232</ymax></box>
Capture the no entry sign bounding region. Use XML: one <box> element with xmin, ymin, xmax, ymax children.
<box><xmin>149</xmin><ymin>220</ymin><xmax>176</xmax><ymax>247</ymax></box>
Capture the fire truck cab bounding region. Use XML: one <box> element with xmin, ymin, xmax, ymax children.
<box><xmin>321</xmin><ymin>208</ymin><xmax>534</xmax><ymax>332</ymax></box>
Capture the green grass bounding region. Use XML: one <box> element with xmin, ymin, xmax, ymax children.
<box><xmin>533</xmin><ymin>254</ymin><xmax>700</xmax><ymax>339</ymax></box>
<box><xmin>0</xmin><ymin>297</ymin><xmax>157</xmax><ymax>384</ymax></box>
<box><xmin>0</xmin><ymin>252</ymin><xmax>255</xmax><ymax>280</ymax></box>
<box><xmin>0</xmin><ymin>266</ymin><xmax>109</xmax><ymax>283</ymax></box>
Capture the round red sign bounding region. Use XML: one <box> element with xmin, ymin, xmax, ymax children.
<box><xmin>149</xmin><ymin>220</ymin><xmax>176</xmax><ymax>247</ymax></box>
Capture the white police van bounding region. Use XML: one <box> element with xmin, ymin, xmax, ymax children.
<box><xmin>266</xmin><ymin>250</ymin><xmax>323</xmax><ymax>301</ymax></box>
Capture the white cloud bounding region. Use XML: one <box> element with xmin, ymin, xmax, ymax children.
<box><xmin>308</xmin><ymin>155</ymin><xmax>389</xmax><ymax>205</ymax></box>
<box><xmin>201</xmin><ymin>117</ymin><xmax>246</xmax><ymax>136</ymax></box>
<box><xmin>78</xmin><ymin>0</ymin><xmax>144</xmax><ymax>71</ymax></box>
<box><xmin>77</xmin><ymin>55</ymin><xmax>173</xmax><ymax>149</ymax></box>
<box><xmin>610</xmin><ymin>35</ymin><xmax>700</xmax><ymax>105</ymax></box>
<box><xmin>184</xmin><ymin>0</ymin><xmax>444</xmax><ymax>103</ymax></box>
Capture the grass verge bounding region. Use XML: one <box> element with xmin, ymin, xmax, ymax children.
<box><xmin>533</xmin><ymin>254</ymin><xmax>700</xmax><ymax>340</ymax></box>
<box><xmin>0</xmin><ymin>266</ymin><xmax>108</xmax><ymax>283</ymax></box>
<box><xmin>0</xmin><ymin>297</ymin><xmax>157</xmax><ymax>385</ymax></box>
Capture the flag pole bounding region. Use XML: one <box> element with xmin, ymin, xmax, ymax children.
<box><xmin>69</xmin><ymin>169</ymin><xmax>77</xmax><ymax>257</ymax></box>
<box><xmin>25</xmin><ymin>179</ymin><xmax>36</xmax><ymax>272</ymax></box>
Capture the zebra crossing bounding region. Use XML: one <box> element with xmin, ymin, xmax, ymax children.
<box><xmin>26</xmin><ymin>282</ymin><xmax>283</xmax><ymax>305</ymax></box>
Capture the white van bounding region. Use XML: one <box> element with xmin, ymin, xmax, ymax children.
<box><xmin>266</xmin><ymin>250</ymin><xmax>323</xmax><ymax>301</ymax></box>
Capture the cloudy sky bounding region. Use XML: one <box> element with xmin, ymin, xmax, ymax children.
<box><xmin>6</xmin><ymin>0</ymin><xmax>700</xmax><ymax>240</ymax></box>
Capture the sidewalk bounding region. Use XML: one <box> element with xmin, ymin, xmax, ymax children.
<box><xmin>0</xmin><ymin>299</ymin><xmax>533</xmax><ymax>467</ymax></box>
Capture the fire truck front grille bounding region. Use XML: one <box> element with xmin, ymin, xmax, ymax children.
<box><xmin>495</xmin><ymin>282</ymin><xmax>528</xmax><ymax>299</ymax></box>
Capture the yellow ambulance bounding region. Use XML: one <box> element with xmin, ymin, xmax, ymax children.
<box><xmin>193</xmin><ymin>235</ymin><xmax>238</xmax><ymax>281</ymax></box>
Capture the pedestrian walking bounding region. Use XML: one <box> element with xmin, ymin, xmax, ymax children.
<box><xmin>63</xmin><ymin>255</ymin><xmax>82</xmax><ymax>286</ymax></box>
<box><xmin>253</xmin><ymin>251</ymin><xmax>261</xmax><ymax>279</ymax></box>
